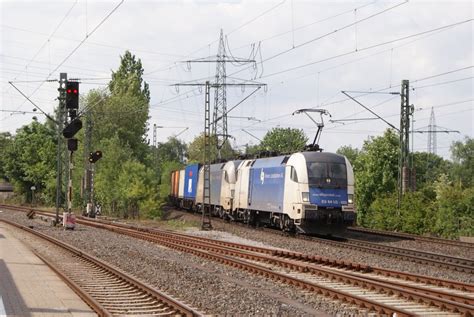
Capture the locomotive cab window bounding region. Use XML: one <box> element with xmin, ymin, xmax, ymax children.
<box><xmin>224</xmin><ymin>171</ymin><xmax>229</xmax><ymax>183</ymax></box>
<box><xmin>290</xmin><ymin>166</ymin><xmax>298</xmax><ymax>182</ymax></box>
<box><xmin>307</xmin><ymin>162</ymin><xmax>347</xmax><ymax>188</ymax></box>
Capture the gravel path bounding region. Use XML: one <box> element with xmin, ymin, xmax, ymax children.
<box><xmin>1</xmin><ymin>209</ymin><xmax>362</xmax><ymax>316</ymax></box>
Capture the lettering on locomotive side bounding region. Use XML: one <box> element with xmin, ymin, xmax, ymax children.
<box><xmin>259</xmin><ymin>168</ymin><xmax>284</xmax><ymax>185</ymax></box>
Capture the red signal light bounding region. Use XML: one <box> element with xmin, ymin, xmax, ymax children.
<box><xmin>67</xmin><ymin>89</ymin><xmax>72</xmax><ymax>93</ymax></box>
<box><xmin>73</xmin><ymin>89</ymin><xmax>78</xmax><ymax>94</ymax></box>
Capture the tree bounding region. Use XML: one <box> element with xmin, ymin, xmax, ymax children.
<box><xmin>354</xmin><ymin>129</ymin><xmax>399</xmax><ymax>225</ymax></box>
<box><xmin>450</xmin><ymin>137</ymin><xmax>474</xmax><ymax>187</ymax></box>
<box><xmin>412</xmin><ymin>152</ymin><xmax>450</xmax><ymax>190</ymax></box>
<box><xmin>117</xmin><ymin>160</ymin><xmax>159</xmax><ymax>219</ymax></box>
<box><xmin>90</xmin><ymin>51</ymin><xmax>150</xmax><ymax>160</ymax></box>
<box><xmin>3</xmin><ymin>122</ymin><xmax>56</xmax><ymax>203</ymax></box>
<box><xmin>0</xmin><ymin>132</ymin><xmax>13</xmax><ymax>180</ymax></box>
<box><xmin>431</xmin><ymin>175</ymin><xmax>474</xmax><ymax>238</ymax></box>
<box><xmin>94</xmin><ymin>135</ymin><xmax>133</xmax><ymax>216</ymax></box>
<box><xmin>336</xmin><ymin>145</ymin><xmax>359</xmax><ymax>165</ymax></box>
<box><xmin>260</xmin><ymin>127</ymin><xmax>308</xmax><ymax>154</ymax></box>
<box><xmin>109</xmin><ymin>51</ymin><xmax>150</xmax><ymax>102</ymax></box>
<box><xmin>156</xmin><ymin>136</ymin><xmax>187</xmax><ymax>166</ymax></box>
<box><xmin>187</xmin><ymin>134</ymin><xmax>236</xmax><ymax>163</ymax></box>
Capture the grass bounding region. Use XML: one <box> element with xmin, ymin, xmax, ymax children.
<box><xmin>164</xmin><ymin>218</ymin><xmax>200</xmax><ymax>230</ymax></box>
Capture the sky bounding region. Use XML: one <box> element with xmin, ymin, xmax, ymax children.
<box><xmin>1</xmin><ymin>0</ymin><xmax>472</xmax><ymax>159</ymax></box>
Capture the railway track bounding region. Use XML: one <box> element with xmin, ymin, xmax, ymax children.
<box><xmin>3</xmin><ymin>204</ymin><xmax>473</xmax><ymax>272</ymax></box>
<box><xmin>3</xmin><ymin>205</ymin><xmax>474</xmax><ymax>315</ymax></box>
<box><xmin>0</xmin><ymin>218</ymin><xmax>201</xmax><ymax>317</ymax></box>
<box><xmin>63</xmin><ymin>216</ymin><xmax>474</xmax><ymax>316</ymax></box>
<box><xmin>186</xmin><ymin>207</ymin><xmax>474</xmax><ymax>274</ymax></box>
<box><xmin>348</xmin><ymin>226</ymin><xmax>474</xmax><ymax>249</ymax></box>
<box><xmin>176</xmin><ymin>206</ymin><xmax>474</xmax><ymax>274</ymax></box>
<box><xmin>300</xmin><ymin>233</ymin><xmax>474</xmax><ymax>274</ymax></box>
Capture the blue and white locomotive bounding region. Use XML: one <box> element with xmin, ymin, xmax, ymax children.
<box><xmin>170</xmin><ymin>151</ymin><xmax>355</xmax><ymax>232</ymax></box>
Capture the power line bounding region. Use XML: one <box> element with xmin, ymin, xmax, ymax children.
<box><xmin>229</xmin><ymin>65</ymin><xmax>473</xmax><ymax>135</ymax></box>
<box><xmin>228</xmin><ymin>1</ymin><xmax>408</xmax><ymax>78</ymax></box>
<box><xmin>4</xmin><ymin>1</ymin><xmax>78</xmax><ymax>87</ymax></box>
<box><xmin>11</xmin><ymin>0</ymin><xmax>124</xmax><ymax>112</ymax></box>
<box><xmin>227</xmin><ymin>0</ymin><xmax>286</xmax><ymax>35</ymax></box>
<box><xmin>0</xmin><ymin>24</ymin><xmax>187</xmax><ymax>59</ymax></box>
<box><xmin>258</xmin><ymin>19</ymin><xmax>472</xmax><ymax>79</ymax></box>
<box><xmin>412</xmin><ymin>76</ymin><xmax>473</xmax><ymax>90</ymax></box>
<box><xmin>240</xmin><ymin>1</ymin><xmax>376</xmax><ymax>48</ymax></box>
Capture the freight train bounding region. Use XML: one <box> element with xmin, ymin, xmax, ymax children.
<box><xmin>169</xmin><ymin>151</ymin><xmax>355</xmax><ymax>233</ymax></box>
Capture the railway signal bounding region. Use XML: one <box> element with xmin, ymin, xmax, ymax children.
<box><xmin>89</xmin><ymin>151</ymin><xmax>103</xmax><ymax>163</ymax></box>
<box><xmin>66</xmin><ymin>81</ymin><xmax>79</xmax><ymax>109</ymax></box>
<box><xmin>62</xmin><ymin>117</ymin><xmax>83</xmax><ymax>138</ymax></box>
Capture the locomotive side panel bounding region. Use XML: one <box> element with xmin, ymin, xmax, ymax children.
<box><xmin>209</xmin><ymin>163</ymin><xmax>223</xmax><ymax>206</ymax></box>
<box><xmin>234</xmin><ymin>160</ymin><xmax>252</xmax><ymax>211</ymax></box>
<box><xmin>178</xmin><ymin>169</ymin><xmax>185</xmax><ymax>199</ymax></box>
<box><xmin>184</xmin><ymin>164</ymin><xmax>200</xmax><ymax>200</ymax></box>
<box><xmin>174</xmin><ymin>171</ymin><xmax>180</xmax><ymax>197</ymax></box>
<box><xmin>220</xmin><ymin>160</ymin><xmax>242</xmax><ymax>211</ymax></box>
<box><xmin>248</xmin><ymin>156</ymin><xmax>287</xmax><ymax>213</ymax></box>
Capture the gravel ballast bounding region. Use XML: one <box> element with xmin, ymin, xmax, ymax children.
<box><xmin>1</xmin><ymin>209</ymin><xmax>364</xmax><ymax>316</ymax></box>
<box><xmin>161</xmin><ymin>210</ymin><xmax>474</xmax><ymax>283</ymax></box>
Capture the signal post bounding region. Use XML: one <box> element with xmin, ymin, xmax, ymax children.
<box><xmin>62</xmin><ymin>79</ymin><xmax>82</xmax><ymax>229</ymax></box>
<box><xmin>86</xmin><ymin>151</ymin><xmax>102</xmax><ymax>218</ymax></box>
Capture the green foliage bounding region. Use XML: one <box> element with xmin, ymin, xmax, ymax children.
<box><xmin>158</xmin><ymin>160</ymin><xmax>184</xmax><ymax>208</ymax></box>
<box><xmin>354</xmin><ymin>129</ymin><xmax>399</xmax><ymax>225</ymax></box>
<box><xmin>82</xmin><ymin>50</ymin><xmax>154</xmax><ymax>217</ymax></box>
<box><xmin>367</xmin><ymin>192</ymin><xmax>430</xmax><ymax>234</ymax></box>
<box><xmin>187</xmin><ymin>134</ymin><xmax>236</xmax><ymax>163</ymax></box>
<box><xmin>450</xmin><ymin>137</ymin><xmax>474</xmax><ymax>187</ymax></box>
<box><xmin>260</xmin><ymin>127</ymin><xmax>308</xmax><ymax>154</ymax></box>
<box><xmin>336</xmin><ymin>145</ymin><xmax>359</xmax><ymax>165</ymax></box>
<box><xmin>94</xmin><ymin>135</ymin><xmax>132</xmax><ymax>215</ymax></box>
<box><xmin>0</xmin><ymin>132</ymin><xmax>13</xmax><ymax>180</ymax></box>
<box><xmin>366</xmin><ymin>193</ymin><xmax>399</xmax><ymax>230</ymax></box>
<box><xmin>3</xmin><ymin>122</ymin><xmax>56</xmax><ymax>203</ymax></box>
<box><xmin>117</xmin><ymin>160</ymin><xmax>159</xmax><ymax>219</ymax></box>
<box><xmin>89</xmin><ymin>51</ymin><xmax>150</xmax><ymax>161</ymax></box>
<box><xmin>155</xmin><ymin>136</ymin><xmax>187</xmax><ymax>168</ymax></box>
<box><xmin>431</xmin><ymin>175</ymin><xmax>474</xmax><ymax>238</ymax></box>
<box><xmin>110</xmin><ymin>51</ymin><xmax>150</xmax><ymax>102</ymax></box>
<box><xmin>243</xmin><ymin>143</ymin><xmax>261</xmax><ymax>156</ymax></box>
<box><xmin>412</xmin><ymin>152</ymin><xmax>450</xmax><ymax>189</ymax></box>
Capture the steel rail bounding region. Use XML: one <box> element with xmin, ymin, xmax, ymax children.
<box><xmin>3</xmin><ymin>204</ymin><xmax>473</xmax><ymax>291</ymax></box>
<box><xmin>4</xmin><ymin>204</ymin><xmax>473</xmax><ymax>272</ymax></box>
<box><xmin>33</xmin><ymin>250</ymin><xmax>112</xmax><ymax>317</ymax></box>
<box><xmin>72</xmin><ymin>217</ymin><xmax>474</xmax><ymax>315</ymax></box>
<box><xmin>0</xmin><ymin>218</ymin><xmax>200</xmax><ymax>317</ymax></box>
<box><xmin>308</xmin><ymin>234</ymin><xmax>474</xmax><ymax>273</ymax></box>
<box><xmin>348</xmin><ymin>226</ymin><xmax>474</xmax><ymax>249</ymax></box>
<box><xmin>3</xmin><ymin>205</ymin><xmax>474</xmax><ymax>312</ymax></box>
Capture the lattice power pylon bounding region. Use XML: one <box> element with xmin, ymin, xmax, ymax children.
<box><xmin>213</xmin><ymin>30</ymin><xmax>228</xmax><ymax>151</ymax></box>
<box><xmin>415</xmin><ymin>107</ymin><xmax>459</xmax><ymax>154</ymax></box>
<box><xmin>428</xmin><ymin>107</ymin><xmax>437</xmax><ymax>154</ymax></box>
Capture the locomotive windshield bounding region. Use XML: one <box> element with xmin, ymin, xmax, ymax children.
<box><xmin>306</xmin><ymin>162</ymin><xmax>347</xmax><ymax>188</ymax></box>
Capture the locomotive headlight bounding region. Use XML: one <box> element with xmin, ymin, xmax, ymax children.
<box><xmin>302</xmin><ymin>192</ymin><xmax>310</xmax><ymax>202</ymax></box>
<box><xmin>348</xmin><ymin>194</ymin><xmax>354</xmax><ymax>204</ymax></box>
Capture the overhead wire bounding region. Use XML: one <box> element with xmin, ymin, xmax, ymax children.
<box><xmin>10</xmin><ymin>0</ymin><xmax>125</xmax><ymax>112</ymax></box>
<box><xmin>230</xmin><ymin>66</ymin><xmax>474</xmax><ymax>135</ymax></box>
<box><xmin>4</xmin><ymin>1</ymin><xmax>78</xmax><ymax>88</ymax></box>
<box><xmin>257</xmin><ymin>19</ymin><xmax>473</xmax><ymax>79</ymax></box>
<box><xmin>228</xmin><ymin>1</ymin><xmax>408</xmax><ymax>79</ymax></box>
